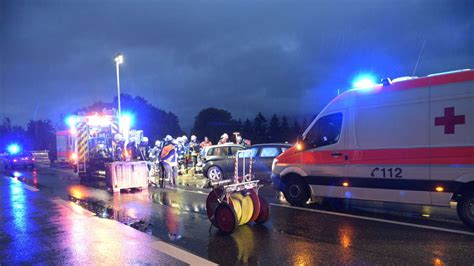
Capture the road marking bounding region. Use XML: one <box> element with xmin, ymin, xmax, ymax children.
<box><xmin>20</xmin><ymin>183</ymin><xmax>40</xmax><ymax>192</ymax></box>
<box><xmin>3</xmin><ymin>176</ymin><xmax>40</xmax><ymax>192</ymax></box>
<box><xmin>270</xmin><ymin>203</ymin><xmax>474</xmax><ymax>236</ymax></box>
<box><xmin>151</xmin><ymin>241</ymin><xmax>217</xmax><ymax>266</ymax></box>
<box><xmin>52</xmin><ymin>198</ymin><xmax>96</xmax><ymax>217</ymax></box>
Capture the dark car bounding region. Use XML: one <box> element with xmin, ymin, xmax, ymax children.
<box><xmin>202</xmin><ymin>143</ymin><xmax>291</xmax><ymax>182</ymax></box>
<box><xmin>202</xmin><ymin>144</ymin><xmax>245</xmax><ymax>181</ymax></box>
<box><xmin>4</xmin><ymin>152</ymin><xmax>35</xmax><ymax>169</ymax></box>
<box><xmin>244</xmin><ymin>143</ymin><xmax>291</xmax><ymax>181</ymax></box>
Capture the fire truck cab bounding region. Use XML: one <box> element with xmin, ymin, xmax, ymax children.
<box><xmin>67</xmin><ymin>110</ymin><xmax>130</xmax><ymax>179</ymax></box>
<box><xmin>272</xmin><ymin>69</ymin><xmax>474</xmax><ymax>228</ymax></box>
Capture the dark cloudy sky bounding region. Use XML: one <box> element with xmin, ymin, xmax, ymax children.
<box><xmin>1</xmin><ymin>0</ymin><xmax>473</xmax><ymax>131</ymax></box>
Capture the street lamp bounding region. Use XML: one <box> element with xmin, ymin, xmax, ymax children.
<box><xmin>114</xmin><ymin>53</ymin><xmax>124</xmax><ymax>127</ymax></box>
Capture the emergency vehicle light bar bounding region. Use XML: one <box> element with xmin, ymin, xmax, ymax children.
<box><xmin>87</xmin><ymin>115</ymin><xmax>112</xmax><ymax>126</ymax></box>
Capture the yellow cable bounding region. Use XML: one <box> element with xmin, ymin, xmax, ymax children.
<box><xmin>230</xmin><ymin>195</ymin><xmax>242</xmax><ymax>224</ymax></box>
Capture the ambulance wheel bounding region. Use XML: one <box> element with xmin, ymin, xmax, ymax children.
<box><xmin>283</xmin><ymin>176</ymin><xmax>310</xmax><ymax>206</ymax></box>
<box><xmin>207</xmin><ymin>166</ymin><xmax>223</xmax><ymax>182</ymax></box>
<box><xmin>255</xmin><ymin>195</ymin><xmax>270</xmax><ymax>224</ymax></box>
<box><xmin>457</xmin><ymin>193</ymin><xmax>474</xmax><ymax>229</ymax></box>
<box><xmin>214</xmin><ymin>203</ymin><xmax>238</xmax><ymax>235</ymax></box>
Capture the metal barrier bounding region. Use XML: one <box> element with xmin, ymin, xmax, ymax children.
<box><xmin>31</xmin><ymin>150</ymin><xmax>51</xmax><ymax>166</ymax></box>
<box><xmin>105</xmin><ymin>161</ymin><xmax>149</xmax><ymax>193</ymax></box>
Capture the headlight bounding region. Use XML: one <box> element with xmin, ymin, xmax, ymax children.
<box><xmin>272</xmin><ymin>158</ymin><xmax>278</xmax><ymax>172</ymax></box>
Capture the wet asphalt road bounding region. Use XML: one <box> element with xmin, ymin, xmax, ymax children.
<box><xmin>1</xmin><ymin>165</ymin><xmax>474</xmax><ymax>265</ymax></box>
<box><xmin>0</xmin><ymin>173</ymin><xmax>187</xmax><ymax>265</ymax></box>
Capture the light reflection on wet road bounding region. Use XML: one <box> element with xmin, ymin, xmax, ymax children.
<box><xmin>2</xmin><ymin>166</ymin><xmax>474</xmax><ymax>265</ymax></box>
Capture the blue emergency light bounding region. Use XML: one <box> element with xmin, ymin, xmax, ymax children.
<box><xmin>65</xmin><ymin>116</ymin><xmax>77</xmax><ymax>127</ymax></box>
<box><xmin>7</xmin><ymin>143</ymin><xmax>21</xmax><ymax>155</ymax></box>
<box><xmin>120</xmin><ymin>113</ymin><xmax>134</xmax><ymax>127</ymax></box>
<box><xmin>352</xmin><ymin>74</ymin><xmax>377</xmax><ymax>90</ymax></box>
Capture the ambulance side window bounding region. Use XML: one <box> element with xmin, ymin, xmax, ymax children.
<box><xmin>305</xmin><ymin>113</ymin><xmax>343</xmax><ymax>148</ymax></box>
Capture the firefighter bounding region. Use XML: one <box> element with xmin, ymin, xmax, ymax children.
<box><xmin>175</xmin><ymin>137</ymin><xmax>184</xmax><ymax>172</ymax></box>
<box><xmin>160</xmin><ymin>135</ymin><xmax>177</xmax><ymax>186</ymax></box>
<box><xmin>189</xmin><ymin>135</ymin><xmax>199</xmax><ymax>170</ymax></box>
<box><xmin>217</xmin><ymin>133</ymin><xmax>229</xmax><ymax>145</ymax></box>
<box><xmin>139</xmin><ymin>136</ymin><xmax>149</xmax><ymax>160</ymax></box>
<box><xmin>113</xmin><ymin>133</ymin><xmax>125</xmax><ymax>161</ymax></box>
<box><xmin>181</xmin><ymin>135</ymin><xmax>190</xmax><ymax>171</ymax></box>
<box><xmin>198</xmin><ymin>136</ymin><xmax>212</xmax><ymax>167</ymax></box>
<box><xmin>149</xmin><ymin>140</ymin><xmax>162</xmax><ymax>160</ymax></box>
<box><xmin>200</xmin><ymin>136</ymin><xmax>212</xmax><ymax>149</ymax></box>
<box><xmin>148</xmin><ymin>140</ymin><xmax>163</xmax><ymax>186</ymax></box>
<box><xmin>236</xmin><ymin>135</ymin><xmax>251</xmax><ymax>147</ymax></box>
<box><xmin>126</xmin><ymin>137</ymin><xmax>139</xmax><ymax>161</ymax></box>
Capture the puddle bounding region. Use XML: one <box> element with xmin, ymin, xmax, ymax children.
<box><xmin>66</xmin><ymin>189</ymin><xmax>207</xmax><ymax>237</ymax></box>
<box><xmin>69</xmin><ymin>194</ymin><xmax>154</xmax><ymax>234</ymax></box>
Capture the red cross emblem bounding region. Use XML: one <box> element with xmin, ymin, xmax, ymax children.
<box><xmin>434</xmin><ymin>107</ymin><xmax>465</xmax><ymax>134</ymax></box>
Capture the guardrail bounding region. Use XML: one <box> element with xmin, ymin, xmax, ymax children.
<box><xmin>31</xmin><ymin>150</ymin><xmax>51</xmax><ymax>166</ymax></box>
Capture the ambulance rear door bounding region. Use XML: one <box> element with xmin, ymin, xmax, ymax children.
<box><xmin>429</xmin><ymin>71</ymin><xmax>474</xmax><ymax>206</ymax></box>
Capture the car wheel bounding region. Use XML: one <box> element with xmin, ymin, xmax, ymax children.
<box><xmin>457</xmin><ymin>193</ymin><xmax>474</xmax><ymax>229</ymax></box>
<box><xmin>283</xmin><ymin>176</ymin><xmax>310</xmax><ymax>206</ymax></box>
<box><xmin>207</xmin><ymin>166</ymin><xmax>223</xmax><ymax>182</ymax></box>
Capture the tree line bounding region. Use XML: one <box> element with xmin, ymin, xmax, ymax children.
<box><xmin>191</xmin><ymin>108</ymin><xmax>309</xmax><ymax>144</ymax></box>
<box><xmin>1</xmin><ymin>93</ymin><xmax>311</xmax><ymax>153</ymax></box>
<box><xmin>0</xmin><ymin>117</ymin><xmax>56</xmax><ymax>153</ymax></box>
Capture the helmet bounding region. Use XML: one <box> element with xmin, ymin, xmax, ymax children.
<box><xmin>164</xmin><ymin>135</ymin><xmax>173</xmax><ymax>142</ymax></box>
<box><xmin>141</xmin><ymin>137</ymin><xmax>149</xmax><ymax>143</ymax></box>
<box><xmin>191</xmin><ymin>135</ymin><xmax>197</xmax><ymax>141</ymax></box>
<box><xmin>114</xmin><ymin>133</ymin><xmax>123</xmax><ymax>142</ymax></box>
<box><xmin>155</xmin><ymin>140</ymin><xmax>161</xmax><ymax>147</ymax></box>
<box><xmin>221</xmin><ymin>133</ymin><xmax>229</xmax><ymax>139</ymax></box>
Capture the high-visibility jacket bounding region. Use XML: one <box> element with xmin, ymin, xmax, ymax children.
<box><xmin>160</xmin><ymin>144</ymin><xmax>177</xmax><ymax>167</ymax></box>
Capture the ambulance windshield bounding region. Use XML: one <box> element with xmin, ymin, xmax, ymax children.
<box><xmin>304</xmin><ymin>113</ymin><xmax>342</xmax><ymax>148</ymax></box>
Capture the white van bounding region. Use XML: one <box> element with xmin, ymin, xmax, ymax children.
<box><xmin>271</xmin><ymin>69</ymin><xmax>474</xmax><ymax>228</ymax></box>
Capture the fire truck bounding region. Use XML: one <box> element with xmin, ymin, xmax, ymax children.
<box><xmin>67</xmin><ymin>110</ymin><xmax>145</xmax><ymax>179</ymax></box>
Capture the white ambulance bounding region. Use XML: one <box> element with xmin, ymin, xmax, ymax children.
<box><xmin>271</xmin><ymin>69</ymin><xmax>474</xmax><ymax>228</ymax></box>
